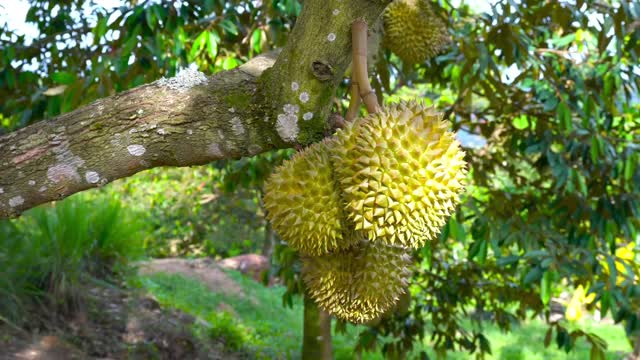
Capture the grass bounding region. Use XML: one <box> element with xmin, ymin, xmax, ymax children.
<box><xmin>134</xmin><ymin>271</ymin><xmax>370</xmax><ymax>359</ymax></box>
<box><xmin>135</xmin><ymin>270</ymin><xmax>632</xmax><ymax>359</ymax></box>
<box><xmin>0</xmin><ymin>193</ymin><xmax>147</xmax><ymax>325</ymax></box>
<box><xmin>422</xmin><ymin>320</ymin><xmax>630</xmax><ymax>360</ymax></box>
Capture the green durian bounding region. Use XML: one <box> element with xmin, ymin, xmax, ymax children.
<box><xmin>263</xmin><ymin>139</ymin><xmax>359</xmax><ymax>256</ymax></box>
<box><xmin>383</xmin><ymin>0</ymin><xmax>450</xmax><ymax>64</ymax></box>
<box><xmin>331</xmin><ymin>100</ymin><xmax>467</xmax><ymax>248</ymax></box>
<box><xmin>302</xmin><ymin>240</ymin><xmax>412</xmax><ymax>323</ymax></box>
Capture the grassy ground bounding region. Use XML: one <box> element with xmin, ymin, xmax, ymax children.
<box><xmin>425</xmin><ymin>320</ymin><xmax>630</xmax><ymax>360</ymax></box>
<box><xmin>134</xmin><ymin>270</ymin><xmax>369</xmax><ymax>359</ymax></box>
<box><xmin>135</xmin><ymin>269</ymin><xmax>631</xmax><ymax>360</ymax></box>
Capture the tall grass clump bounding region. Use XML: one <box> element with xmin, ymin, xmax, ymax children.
<box><xmin>0</xmin><ymin>193</ymin><xmax>148</xmax><ymax>326</ymax></box>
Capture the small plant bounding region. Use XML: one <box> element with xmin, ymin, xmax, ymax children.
<box><xmin>206</xmin><ymin>311</ymin><xmax>253</xmax><ymax>350</ymax></box>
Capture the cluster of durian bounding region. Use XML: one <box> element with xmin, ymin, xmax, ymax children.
<box><xmin>264</xmin><ymin>100</ymin><xmax>466</xmax><ymax>323</ymax></box>
<box><xmin>383</xmin><ymin>0</ymin><xmax>451</xmax><ymax>64</ymax></box>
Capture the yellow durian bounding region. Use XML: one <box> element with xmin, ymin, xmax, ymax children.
<box><xmin>331</xmin><ymin>100</ymin><xmax>466</xmax><ymax>248</ymax></box>
<box><xmin>263</xmin><ymin>139</ymin><xmax>359</xmax><ymax>256</ymax></box>
<box><xmin>302</xmin><ymin>241</ymin><xmax>412</xmax><ymax>323</ymax></box>
<box><xmin>383</xmin><ymin>0</ymin><xmax>450</xmax><ymax>64</ymax></box>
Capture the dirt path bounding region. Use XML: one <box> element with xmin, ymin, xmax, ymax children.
<box><xmin>137</xmin><ymin>257</ymin><xmax>245</xmax><ymax>297</ymax></box>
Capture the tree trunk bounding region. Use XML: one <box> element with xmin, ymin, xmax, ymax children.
<box><xmin>302</xmin><ymin>294</ymin><xmax>333</xmax><ymax>360</ymax></box>
<box><xmin>262</xmin><ymin>220</ymin><xmax>275</xmax><ymax>259</ymax></box>
<box><xmin>629</xmin><ymin>328</ymin><xmax>640</xmax><ymax>360</ymax></box>
<box><xmin>0</xmin><ymin>0</ymin><xmax>391</xmax><ymax>219</ymax></box>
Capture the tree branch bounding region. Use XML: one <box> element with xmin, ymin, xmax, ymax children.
<box><xmin>0</xmin><ymin>53</ymin><xmax>280</xmax><ymax>218</ymax></box>
<box><xmin>0</xmin><ymin>0</ymin><xmax>391</xmax><ymax>218</ymax></box>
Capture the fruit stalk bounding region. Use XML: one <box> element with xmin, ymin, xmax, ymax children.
<box><xmin>345</xmin><ymin>81</ymin><xmax>361</xmax><ymax>122</ymax></box>
<box><xmin>351</xmin><ymin>20</ymin><xmax>380</xmax><ymax>114</ymax></box>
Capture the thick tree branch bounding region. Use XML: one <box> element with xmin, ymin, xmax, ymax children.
<box><xmin>0</xmin><ymin>54</ymin><xmax>279</xmax><ymax>218</ymax></box>
<box><xmin>0</xmin><ymin>0</ymin><xmax>390</xmax><ymax>218</ymax></box>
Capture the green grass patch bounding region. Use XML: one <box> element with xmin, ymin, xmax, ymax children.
<box><xmin>136</xmin><ymin>270</ymin><xmax>631</xmax><ymax>360</ymax></box>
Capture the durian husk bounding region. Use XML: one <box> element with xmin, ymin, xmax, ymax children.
<box><xmin>383</xmin><ymin>0</ymin><xmax>450</xmax><ymax>64</ymax></box>
<box><xmin>330</xmin><ymin>100</ymin><xmax>467</xmax><ymax>248</ymax></box>
<box><xmin>263</xmin><ymin>139</ymin><xmax>359</xmax><ymax>256</ymax></box>
<box><xmin>302</xmin><ymin>240</ymin><xmax>412</xmax><ymax>323</ymax></box>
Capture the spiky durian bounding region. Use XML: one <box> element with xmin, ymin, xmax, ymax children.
<box><xmin>263</xmin><ymin>139</ymin><xmax>359</xmax><ymax>256</ymax></box>
<box><xmin>302</xmin><ymin>241</ymin><xmax>412</xmax><ymax>323</ymax></box>
<box><xmin>383</xmin><ymin>0</ymin><xmax>450</xmax><ymax>64</ymax></box>
<box><xmin>331</xmin><ymin>100</ymin><xmax>466</xmax><ymax>248</ymax></box>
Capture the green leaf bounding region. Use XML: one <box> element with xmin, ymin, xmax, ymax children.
<box><xmin>624</xmin><ymin>155</ymin><xmax>635</xmax><ymax>181</ymax></box>
<box><xmin>51</xmin><ymin>71</ymin><xmax>76</xmax><ymax>85</ymax></box>
<box><xmin>512</xmin><ymin>115</ymin><xmax>529</xmax><ymax>130</ymax></box>
<box><xmin>523</xmin><ymin>267</ymin><xmax>542</xmax><ymax>285</ymax></box>
<box><xmin>207</xmin><ymin>30</ymin><xmax>219</xmax><ymax>59</ymax></box>
<box><xmin>556</xmin><ymin>102</ymin><xmax>572</xmax><ymax>131</ymax></box>
<box><xmin>603</xmin><ymin>74</ymin><xmax>614</xmax><ymax>97</ymax></box>
<box><xmin>250</xmin><ymin>28</ymin><xmax>262</xmax><ymax>55</ymax></box>
<box><xmin>540</xmin><ymin>257</ymin><xmax>553</xmax><ymax>269</ymax></box>
<box><xmin>550</xmin><ymin>33</ymin><xmax>576</xmax><ymax>47</ymax></box>
<box><xmin>145</xmin><ymin>8</ymin><xmax>156</xmax><ymax>30</ymax></box>
<box><xmin>189</xmin><ymin>31</ymin><xmax>208</xmax><ymax>61</ymax></box>
<box><xmin>93</xmin><ymin>16</ymin><xmax>108</xmax><ymax>43</ymax></box>
<box><xmin>478</xmin><ymin>333</ymin><xmax>492</xmax><ymax>355</ymax></box>
<box><xmin>541</xmin><ymin>270</ymin><xmax>552</xmax><ymax>305</ymax></box>
<box><xmin>556</xmin><ymin>326</ymin><xmax>571</xmax><ymax>351</ymax></box>
<box><xmin>220</xmin><ymin>19</ymin><xmax>239</xmax><ymax>36</ymax></box>
<box><xmin>523</xmin><ymin>250</ymin><xmax>549</xmax><ymax>259</ymax></box>
<box><xmin>497</xmin><ymin>255</ymin><xmax>520</xmax><ymax>267</ymax></box>
<box><xmin>477</xmin><ymin>238</ymin><xmax>488</xmax><ymax>264</ymax></box>
<box><xmin>468</xmin><ymin>238</ymin><xmax>487</xmax><ymax>264</ymax></box>
<box><xmin>606</xmin><ymin>255</ymin><xmax>618</xmax><ymax>287</ymax></box>
<box><xmin>449</xmin><ymin>218</ymin><xmax>466</xmax><ymax>242</ymax></box>
<box><xmin>590</xmin><ymin>136</ymin><xmax>600</xmax><ymax>163</ymax></box>
<box><xmin>222</xmin><ymin>57</ymin><xmax>239</xmax><ymax>70</ymax></box>
<box><xmin>544</xmin><ymin>327</ymin><xmax>553</xmax><ymax>347</ymax></box>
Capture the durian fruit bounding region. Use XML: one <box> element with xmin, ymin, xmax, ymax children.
<box><xmin>302</xmin><ymin>241</ymin><xmax>412</xmax><ymax>323</ymax></box>
<box><xmin>383</xmin><ymin>0</ymin><xmax>450</xmax><ymax>64</ymax></box>
<box><xmin>363</xmin><ymin>288</ymin><xmax>412</xmax><ymax>327</ymax></box>
<box><xmin>263</xmin><ymin>139</ymin><xmax>359</xmax><ymax>256</ymax></box>
<box><xmin>330</xmin><ymin>100</ymin><xmax>466</xmax><ymax>248</ymax></box>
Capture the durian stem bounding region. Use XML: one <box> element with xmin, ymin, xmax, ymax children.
<box><xmin>351</xmin><ymin>20</ymin><xmax>380</xmax><ymax>114</ymax></box>
<box><xmin>345</xmin><ymin>81</ymin><xmax>361</xmax><ymax>122</ymax></box>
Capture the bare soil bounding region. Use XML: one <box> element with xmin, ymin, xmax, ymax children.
<box><xmin>137</xmin><ymin>257</ymin><xmax>244</xmax><ymax>297</ymax></box>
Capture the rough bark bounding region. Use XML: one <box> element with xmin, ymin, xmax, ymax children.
<box><xmin>261</xmin><ymin>220</ymin><xmax>275</xmax><ymax>259</ymax></box>
<box><xmin>0</xmin><ymin>0</ymin><xmax>391</xmax><ymax>218</ymax></box>
<box><xmin>302</xmin><ymin>295</ymin><xmax>333</xmax><ymax>360</ymax></box>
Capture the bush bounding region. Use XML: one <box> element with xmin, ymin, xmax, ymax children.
<box><xmin>0</xmin><ymin>193</ymin><xmax>147</xmax><ymax>325</ymax></box>
<box><xmin>206</xmin><ymin>311</ymin><xmax>254</xmax><ymax>351</ymax></box>
<box><xmin>101</xmin><ymin>166</ymin><xmax>268</xmax><ymax>258</ymax></box>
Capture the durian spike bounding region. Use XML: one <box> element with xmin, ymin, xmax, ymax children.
<box><xmin>352</xmin><ymin>19</ymin><xmax>380</xmax><ymax>114</ymax></box>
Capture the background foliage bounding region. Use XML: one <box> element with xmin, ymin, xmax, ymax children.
<box><xmin>1</xmin><ymin>0</ymin><xmax>639</xmax><ymax>359</ymax></box>
<box><xmin>364</xmin><ymin>1</ymin><xmax>640</xmax><ymax>358</ymax></box>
